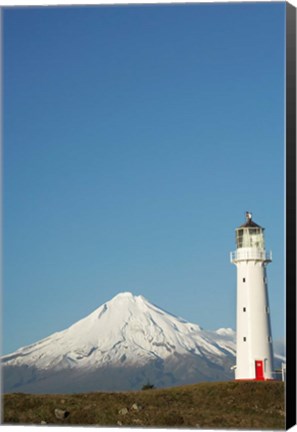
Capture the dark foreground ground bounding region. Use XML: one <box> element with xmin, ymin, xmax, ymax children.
<box><xmin>2</xmin><ymin>381</ymin><xmax>285</xmax><ymax>429</ymax></box>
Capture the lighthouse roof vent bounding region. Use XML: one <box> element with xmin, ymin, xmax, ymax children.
<box><xmin>239</xmin><ymin>212</ymin><xmax>263</xmax><ymax>229</ymax></box>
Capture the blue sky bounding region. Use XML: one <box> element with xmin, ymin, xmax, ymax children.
<box><xmin>3</xmin><ymin>2</ymin><xmax>285</xmax><ymax>355</ymax></box>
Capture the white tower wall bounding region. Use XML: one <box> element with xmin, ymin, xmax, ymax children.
<box><xmin>235</xmin><ymin>258</ymin><xmax>274</xmax><ymax>379</ymax></box>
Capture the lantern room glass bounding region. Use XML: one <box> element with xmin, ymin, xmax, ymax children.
<box><xmin>236</xmin><ymin>227</ymin><xmax>265</xmax><ymax>250</ymax></box>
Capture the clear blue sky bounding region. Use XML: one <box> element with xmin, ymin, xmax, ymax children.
<box><xmin>3</xmin><ymin>2</ymin><xmax>285</xmax><ymax>355</ymax></box>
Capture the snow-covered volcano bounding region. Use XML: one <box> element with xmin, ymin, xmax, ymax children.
<box><xmin>2</xmin><ymin>292</ymin><xmax>237</xmax><ymax>393</ymax></box>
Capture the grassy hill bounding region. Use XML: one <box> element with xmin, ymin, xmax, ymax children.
<box><xmin>2</xmin><ymin>381</ymin><xmax>285</xmax><ymax>429</ymax></box>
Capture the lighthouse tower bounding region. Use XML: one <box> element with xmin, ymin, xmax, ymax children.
<box><xmin>231</xmin><ymin>212</ymin><xmax>274</xmax><ymax>380</ymax></box>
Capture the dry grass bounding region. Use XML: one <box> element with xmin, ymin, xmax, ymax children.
<box><xmin>2</xmin><ymin>381</ymin><xmax>285</xmax><ymax>429</ymax></box>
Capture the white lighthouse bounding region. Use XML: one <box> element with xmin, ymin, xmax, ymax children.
<box><xmin>231</xmin><ymin>212</ymin><xmax>274</xmax><ymax>380</ymax></box>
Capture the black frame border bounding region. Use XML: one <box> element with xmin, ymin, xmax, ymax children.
<box><xmin>286</xmin><ymin>1</ymin><xmax>296</xmax><ymax>430</ymax></box>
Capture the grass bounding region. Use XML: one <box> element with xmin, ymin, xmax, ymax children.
<box><xmin>2</xmin><ymin>381</ymin><xmax>285</xmax><ymax>429</ymax></box>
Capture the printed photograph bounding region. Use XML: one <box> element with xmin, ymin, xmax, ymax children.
<box><xmin>1</xmin><ymin>1</ymin><xmax>289</xmax><ymax>429</ymax></box>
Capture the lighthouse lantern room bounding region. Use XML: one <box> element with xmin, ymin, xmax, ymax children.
<box><xmin>231</xmin><ymin>212</ymin><xmax>274</xmax><ymax>380</ymax></box>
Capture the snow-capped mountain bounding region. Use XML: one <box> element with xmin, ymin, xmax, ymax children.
<box><xmin>1</xmin><ymin>291</ymin><xmax>278</xmax><ymax>393</ymax></box>
<box><xmin>2</xmin><ymin>292</ymin><xmax>236</xmax><ymax>393</ymax></box>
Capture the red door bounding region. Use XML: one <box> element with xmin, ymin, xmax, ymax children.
<box><xmin>255</xmin><ymin>360</ymin><xmax>264</xmax><ymax>380</ymax></box>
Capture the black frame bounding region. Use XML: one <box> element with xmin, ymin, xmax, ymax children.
<box><xmin>286</xmin><ymin>2</ymin><xmax>296</xmax><ymax>429</ymax></box>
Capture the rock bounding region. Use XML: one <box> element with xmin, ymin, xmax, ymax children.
<box><xmin>132</xmin><ymin>418</ymin><xmax>142</xmax><ymax>425</ymax></box>
<box><xmin>40</xmin><ymin>421</ymin><xmax>47</xmax><ymax>425</ymax></box>
<box><xmin>117</xmin><ymin>421</ymin><xmax>123</xmax><ymax>426</ymax></box>
<box><xmin>131</xmin><ymin>403</ymin><xmax>142</xmax><ymax>411</ymax></box>
<box><xmin>118</xmin><ymin>408</ymin><xmax>129</xmax><ymax>415</ymax></box>
<box><xmin>54</xmin><ymin>408</ymin><xmax>70</xmax><ymax>419</ymax></box>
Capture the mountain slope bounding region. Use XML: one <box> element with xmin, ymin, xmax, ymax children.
<box><xmin>0</xmin><ymin>292</ymin><xmax>278</xmax><ymax>393</ymax></box>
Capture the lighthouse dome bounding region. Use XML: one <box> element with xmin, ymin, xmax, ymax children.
<box><xmin>239</xmin><ymin>219</ymin><xmax>262</xmax><ymax>229</ymax></box>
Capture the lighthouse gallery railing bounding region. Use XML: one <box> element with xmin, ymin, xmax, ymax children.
<box><xmin>230</xmin><ymin>250</ymin><xmax>272</xmax><ymax>262</ymax></box>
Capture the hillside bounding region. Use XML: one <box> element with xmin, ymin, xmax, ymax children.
<box><xmin>2</xmin><ymin>381</ymin><xmax>285</xmax><ymax>429</ymax></box>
